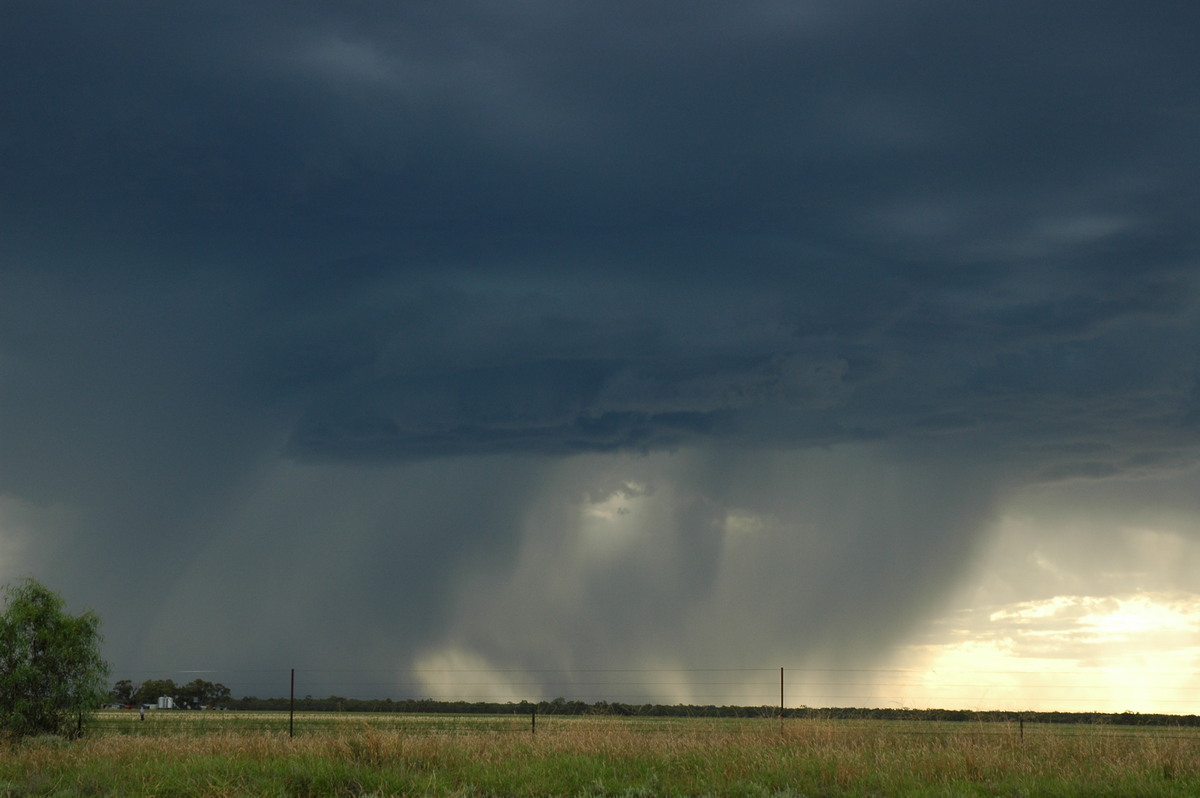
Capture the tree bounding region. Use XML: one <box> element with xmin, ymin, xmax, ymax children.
<box><xmin>109</xmin><ymin>679</ymin><xmax>137</xmax><ymax>705</ymax></box>
<box><xmin>0</xmin><ymin>578</ymin><xmax>110</xmax><ymax>738</ymax></box>
<box><xmin>134</xmin><ymin>679</ymin><xmax>178</xmax><ymax>707</ymax></box>
<box><xmin>178</xmin><ymin>678</ymin><xmax>232</xmax><ymax>709</ymax></box>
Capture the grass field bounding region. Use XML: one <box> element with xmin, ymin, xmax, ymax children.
<box><xmin>2</xmin><ymin>711</ymin><xmax>1198</xmax><ymax>796</ymax></box>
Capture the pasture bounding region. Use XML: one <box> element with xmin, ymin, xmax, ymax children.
<box><xmin>2</xmin><ymin>711</ymin><xmax>1198</xmax><ymax>796</ymax></box>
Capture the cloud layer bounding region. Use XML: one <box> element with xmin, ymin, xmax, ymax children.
<box><xmin>2</xmin><ymin>1</ymin><xmax>1199</xmax><ymax>702</ymax></box>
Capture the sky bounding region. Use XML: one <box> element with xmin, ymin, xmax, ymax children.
<box><xmin>2</xmin><ymin>1</ymin><xmax>1200</xmax><ymax>713</ymax></box>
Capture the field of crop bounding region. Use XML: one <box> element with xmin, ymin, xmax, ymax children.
<box><xmin>2</xmin><ymin>711</ymin><xmax>1198</xmax><ymax>796</ymax></box>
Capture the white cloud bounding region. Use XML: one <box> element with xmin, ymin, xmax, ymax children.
<box><xmin>884</xmin><ymin>591</ymin><xmax>1200</xmax><ymax>712</ymax></box>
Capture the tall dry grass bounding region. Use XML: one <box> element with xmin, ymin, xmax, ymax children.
<box><xmin>1</xmin><ymin>715</ymin><xmax>1197</xmax><ymax>796</ymax></box>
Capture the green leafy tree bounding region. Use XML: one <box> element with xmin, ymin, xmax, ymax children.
<box><xmin>0</xmin><ymin>578</ymin><xmax>110</xmax><ymax>738</ymax></box>
<box><xmin>109</xmin><ymin>679</ymin><xmax>137</xmax><ymax>705</ymax></box>
<box><xmin>178</xmin><ymin>678</ymin><xmax>232</xmax><ymax>709</ymax></box>
<box><xmin>134</xmin><ymin>679</ymin><xmax>178</xmax><ymax>707</ymax></box>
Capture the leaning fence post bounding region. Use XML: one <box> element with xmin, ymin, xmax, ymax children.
<box><xmin>532</xmin><ymin>706</ymin><xmax>537</xmax><ymax>735</ymax></box>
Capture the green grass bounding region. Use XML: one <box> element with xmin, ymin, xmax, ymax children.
<box><xmin>1</xmin><ymin>712</ymin><xmax>1198</xmax><ymax>796</ymax></box>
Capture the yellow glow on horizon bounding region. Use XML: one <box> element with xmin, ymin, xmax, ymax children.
<box><xmin>880</xmin><ymin>592</ymin><xmax>1200</xmax><ymax>713</ymax></box>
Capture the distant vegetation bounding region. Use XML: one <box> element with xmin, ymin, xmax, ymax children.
<box><xmin>109</xmin><ymin>677</ymin><xmax>230</xmax><ymax>709</ymax></box>
<box><xmin>115</xmin><ymin>680</ymin><xmax>1200</xmax><ymax>727</ymax></box>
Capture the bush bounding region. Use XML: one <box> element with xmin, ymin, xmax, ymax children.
<box><xmin>0</xmin><ymin>578</ymin><xmax>110</xmax><ymax>738</ymax></box>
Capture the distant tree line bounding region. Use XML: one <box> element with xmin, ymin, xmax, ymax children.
<box><xmin>109</xmin><ymin>678</ymin><xmax>231</xmax><ymax>709</ymax></box>
<box><xmin>187</xmin><ymin>692</ymin><xmax>1200</xmax><ymax>727</ymax></box>
<box><xmin>219</xmin><ymin>695</ymin><xmax>786</xmax><ymax>716</ymax></box>
<box><xmin>108</xmin><ymin>679</ymin><xmax>1200</xmax><ymax>727</ymax></box>
<box><xmin>783</xmin><ymin>707</ymin><xmax>1200</xmax><ymax>727</ymax></box>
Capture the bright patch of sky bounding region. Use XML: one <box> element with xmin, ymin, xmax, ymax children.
<box><xmin>870</xmin><ymin>491</ymin><xmax>1200</xmax><ymax>713</ymax></box>
<box><xmin>879</xmin><ymin>591</ymin><xmax>1200</xmax><ymax>713</ymax></box>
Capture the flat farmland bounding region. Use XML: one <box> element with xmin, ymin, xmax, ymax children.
<box><xmin>2</xmin><ymin>712</ymin><xmax>1198</xmax><ymax>796</ymax></box>
<box><xmin>92</xmin><ymin>709</ymin><xmax>540</xmax><ymax>736</ymax></box>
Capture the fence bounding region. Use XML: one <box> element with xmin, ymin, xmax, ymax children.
<box><xmin>93</xmin><ymin>665</ymin><xmax>1200</xmax><ymax>738</ymax></box>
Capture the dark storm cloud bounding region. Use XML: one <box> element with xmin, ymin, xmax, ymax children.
<box><xmin>3</xmin><ymin>1</ymin><xmax>1200</xmax><ymax>690</ymax></box>
<box><xmin>10</xmin><ymin>0</ymin><xmax>1196</xmax><ymax>274</ymax></box>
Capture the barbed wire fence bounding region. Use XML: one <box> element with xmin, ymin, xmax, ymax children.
<box><xmin>91</xmin><ymin>666</ymin><xmax>1200</xmax><ymax>737</ymax></box>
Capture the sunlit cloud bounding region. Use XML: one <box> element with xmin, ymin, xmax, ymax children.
<box><xmin>863</xmin><ymin>484</ymin><xmax>1200</xmax><ymax>714</ymax></box>
<box><xmin>881</xmin><ymin>592</ymin><xmax>1200</xmax><ymax>712</ymax></box>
